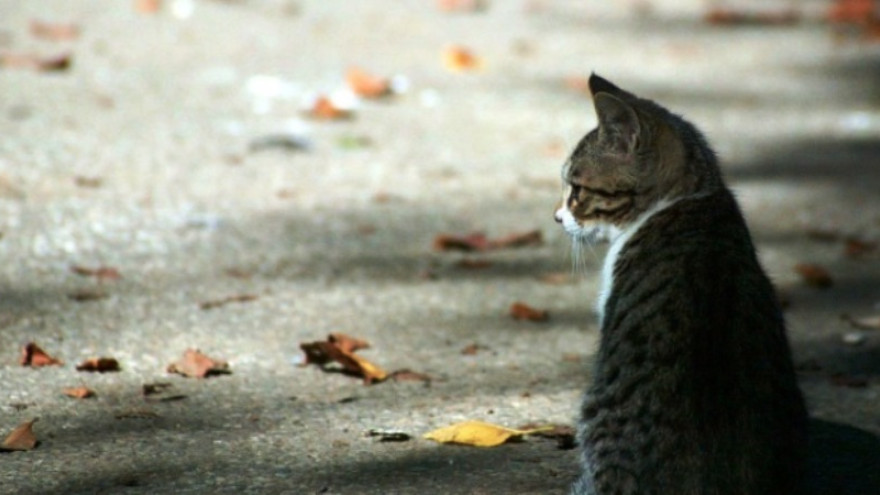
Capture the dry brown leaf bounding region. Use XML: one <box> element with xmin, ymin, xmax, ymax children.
<box><xmin>20</xmin><ymin>342</ymin><xmax>63</xmax><ymax>367</ymax></box>
<box><xmin>135</xmin><ymin>0</ymin><xmax>161</xmax><ymax>14</ymax></box>
<box><xmin>1</xmin><ymin>418</ymin><xmax>38</xmax><ymax>452</ymax></box>
<box><xmin>76</xmin><ymin>357</ymin><xmax>120</xmax><ymax>373</ymax></box>
<box><xmin>0</xmin><ymin>52</ymin><xmax>71</xmax><ymax>72</ymax></box>
<box><xmin>307</xmin><ymin>96</ymin><xmax>351</xmax><ymax>121</ymax></box>
<box><xmin>68</xmin><ymin>288</ymin><xmax>108</xmax><ymax>302</ymax></box>
<box><xmin>30</xmin><ymin>20</ymin><xmax>80</xmax><ymax>41</ymax></box>
<box><xmin>328</xmin><ymin>333</ymin><xmax>371</xmax><ymax>354</ymax></box>
<box><xmin>827</xmin><ymin>0</ymin><xmax>875</xmax><ymax>24</ymax></box>
<box><xmin>489</xmin><ymin>230</ymin><xmax>542</xmax><ymax>249</ymax></box>
<box><xmin>433</xmin><ymin>232</ymin><xmax>490</xmax><ymax>252</ymax></box>
<box><xmin>841</xmin><ymin>314</ymin><xmax>880</xmax><ymax>330</ymax></box>
<box><xmin>442</xmin><ymin>45</ymin><xmax>481</xmax><ymax>72</ymax></box>
<box><xmin>510</xmin><ymin>302</ymin><xmax>549</xmax><ymax>322</ymax></box>
<box><xmin>423</xmin><ymin>420</ymin><xmax>550</xmax><ymax>447</ymax></box>
<box><xmin>437</xmin><ymin>0</ymin><xmax>487</xmax><ymax>12</ymax></box>
<box><xmin>346</xmin><ymin>67</ymin><xmax>391</xmax><ymax>98</ymax></box>
<box><xmin>166</xmin><ymin>349</ymin><xmax>230</xmax><ymax>378</ymax></box>
<box><xmin>70</xmin><ymin>265</ymin><xmax>121</xmax><ymax>282</ymax></box>
<box><xmin>793</xmin><ymin>263</ymin><xmax>833</xmax><ymax>288</ymax></box>
<box><xmin>299</xmin><ymin>336</ymin><xmax>388</xmax><ymax>385</ymax></box>
<box><xmin>704</xmin><ymin>8</ymin><xmax>800</xmax><ymax>26</ymax></box>
<box><xmin>844</xmin><ymin>238</ymin><xmax>878</xmax><ymax>258</ymax></box>
<box><xmin>63</xmin><ymin>387</ymin><xmax>95</xmax><ymax>399</ymax></box>
<box><xmin>199</xmin><ymin>293</ymin><xmax>258</xmax><ymax>310</ymax></box>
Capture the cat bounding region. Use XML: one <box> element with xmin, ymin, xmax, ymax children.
<box><xmin>554</xmin><ymin>74</ymin><xmax>809</xmax><ymax>495</ymax></box>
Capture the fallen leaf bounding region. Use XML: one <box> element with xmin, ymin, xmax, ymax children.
<box><xmin>827</xmin><ymin>0</ymin><xmax>874</xmax><ymax>24</ymax></box>
<box><xmin>442</xmin><ymin>45</ymin><xmax>481</xmax><ymax>72</ymax></box>
<box><xmin>461</xmin><ymin>343</ymin><xmax>488</xmax><ymax>355</ymax></box>
<box><xmin>516</xmin><ymin>422</ymin><xmax>576</xmax><ymax>450</ymax></box>
<box><xmin>166</xmin><ymin>349</ymin><xmax>230</xmax><ymax>378</ymax></box>
<box><xmin>346</xmin><ymin>67</ymin><xmax>391</xmax><ymax>98</ymax></box>
<box><xmin>423</xmin><ymin>420</ymin><xmax>550</xmax><ymax>447</ymax></box>
<box><xmin>457</xmin><ymin>258</ymin><xmax>492</xmax><ymax>269</ymax></box>
<box><xmin>841</xmin><ymin>314</ymin><xmax>880</xmax><ymax>330</ymax></box>
<box><xmin>510</xmin><ymin>302</ymin><xmax>549</xmax><ymax>322</ymax></box>
<box><xmin>844</xmin><ymin>237</ymin><xmax>878</xmax><ymax>258</ymax></box>
<box><xmin>68</xmin><ymin>288</ymin><xmax>108</xmax><ymax>302</ymax></box>
<box><xmin>433</xmin><ymin>232</ymin><xmax>491</xmax><ymax>252</ymax></box>
<box><xmin>488</xmin><ymin>230</ymin><xmax>542</xmax><ymax>249</ymax></box>
<box><xmin>307</xmin><ymin>96</ymin><xmax>351</xmax><ymax>120</ymax></box>
<box><xmin>793</xmin><ymin>263</ymin><xmax>833</xmax><ymax>288</ymax></box>
<box><xmin>829</xmin><ymin>373</ymin><xmax>869</xmax><ymax>388</ymax></box>
<box><xmin>389</xmin><ymin>369</ymin><xmax>432</xmax><ymax>383</ymax></box>
<box><xmin>20</xmin><ymin>342</ymin><xmax>63</xmax><ymax>367</ymax></box>
<box><xmin>437</xmin><ymin>0</ymin><xmax>487</xmax><ymax>12</ymax></box>
<box><xmin>329</xmin><ymin>333</ymin><xmax>371</xmax><ymax>354</ymax></box>
<box><xmin>1</xmin><ymin>418</ymin><xmax>38</xmax><ymax>452</ymax></box>
<box><xmin>704</xmin><ymin>8</ymin><xmax>800</xmax><ymax>26</ymax></box>
<box><xmin>76</xmin><ymin>357</ymin><xmax>121</xmax><ymax>373</ymax></box>
<box><xmin>70</xmin><ymin>265</ymin><xmax>121</xmax><ymax>282</ymax></box>
<box><xmin>199</xmin><ymin>293</ymin><xmax>258</xmax><ymax>310</ymax></box>
<box><xmin>365</xmin><ymin>429</ymin><xmax>411</xmax><ymax>442</ymax></box>
<box><xmin>0</xmin><ymin>52</ymin><xmax>71</xmax><ymax>72</ymax></box>
<box><xmin>135</xmin><ymin>0</ymin><xmax>161</xmax><ymax>14</ymax></box>
<box><xmin>62</xmin><ymin>387</ymin><xmax>96</xmax><ymax>399</ymax></box>
<box><xmin>30</xmin><ymin>20</ymin><xmax>80</xmax><ymax>41</ymax></box>
<box><xmin>299</xmin><ymin>336</ymin><xmax>388</xmax><ymax>385</ymax></box>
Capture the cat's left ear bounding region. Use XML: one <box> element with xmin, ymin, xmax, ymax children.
<box><xmin>594</xmin><ymin>92</ymin><xmax>640</xmax><ymax>154</ymax></box>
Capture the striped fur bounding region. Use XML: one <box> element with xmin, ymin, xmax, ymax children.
<box><xmin>559</xmin><ymin>75</ymin><xmax>808</xmax><ymax>495</ymax></box>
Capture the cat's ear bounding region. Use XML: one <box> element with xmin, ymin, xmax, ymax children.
<box><xmin>594</xmin><ymin>92</ymin><xmax>640</xmax><ymax>154</ymax></box>
<box><xmin>588</xmin><ymin>74</ymin><xmax>621</xmax><ymax>97</ymax></box>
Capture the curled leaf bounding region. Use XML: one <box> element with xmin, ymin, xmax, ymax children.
<box><xmin>167</xmin><ymin>349</ymin><xmax>230</xmax><ymax>378</ymax></box>
<box><xmin>307</xmin><ymin>96</ymin><xmax>352</xmax><ymax>121</ymax></box>
<box><xmin>20</xmin><ymin>343</ymin><xmax>63</xmax><ymax>367</ymax></box>
<box><xmin>346</xmin><ymin>67</ymin><xmax>391</xmax><ymax>98</ymax></box>
<box><xmin>1</xmin><ymin>418</ymin><xmax>38</xmax><ymax>452</ymax></box>
<box><xmin>510</xmin><ymin>302</ymin><xmax>549</xmax><ymax>322</ymax></box>
<box><xmin>299</xmin><ymin>336</ymin><xmax>388</xmax><ymax>385</ymax></box>
<box><xmin>76</xmin><ymin>357</ymin><xmax>121</xmax><ymax>373</ymax></box>
<box><xmin>794</xmin><ymin>263</ymin><xmax>833</xmax><ymax>288</ymax></box>
<box><xmin>433</xmin><ymin>232</ymin><xmax>490</xmax><ymax>252</ymax></box>
<box><xmin>63</xmin><ymin>387</ymin><xmax>96</xmax><ymax>399</ymax></box>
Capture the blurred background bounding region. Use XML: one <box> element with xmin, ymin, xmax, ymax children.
<box><xmin>1</xmin><ymin>1</ymin><xmax>878</xmax><ymax>494</ymax></box>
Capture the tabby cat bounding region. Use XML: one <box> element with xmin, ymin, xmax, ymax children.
<box><xmin>554</xmin><ymin>75</ymin><xmax>808</xmax><ymax>495</ymax></box>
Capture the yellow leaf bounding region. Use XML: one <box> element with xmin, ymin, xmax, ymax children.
<box><xmin>423</xmin><ymin>420</ymin><xmax>550</xmax><ymax>448</ymax></box>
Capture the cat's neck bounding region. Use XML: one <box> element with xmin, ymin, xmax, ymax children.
<box><xmin>596</xmin><ymin>197</ymin><xmax>680</xmax><ymax>325</ymax></box>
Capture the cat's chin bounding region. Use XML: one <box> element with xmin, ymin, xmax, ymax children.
<box><xmin>567</xmin><ymin>224</ymin><xmax>615</xmax><ymax>245</ymax></box>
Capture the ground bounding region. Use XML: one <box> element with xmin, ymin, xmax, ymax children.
<box><xmin>1</xmin><ymin>1</ymin><xmax>879</xmax><ymax>494</ymax></box>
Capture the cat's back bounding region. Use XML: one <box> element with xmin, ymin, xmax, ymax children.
<box><xmin>589</xmin><ymin>188</ymin><xmax>808</xmax><ymax>495</ymax></box>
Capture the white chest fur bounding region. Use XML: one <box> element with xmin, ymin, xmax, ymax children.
<box><xmin>596</xmin><ymin>199</ymin><xmax>676</xmax><ymax>325</ymax></box>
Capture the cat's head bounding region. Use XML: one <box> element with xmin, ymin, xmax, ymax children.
<box><xmin>554</xmin><ymin>74</ymin><xmax>720</xmax><ymax>242</ymax></box>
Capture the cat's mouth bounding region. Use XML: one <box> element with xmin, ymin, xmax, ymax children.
<box><xmin>555</xmin><ymin>206</ymin><xmax>610</xmax><ymax>244</ymax></box>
